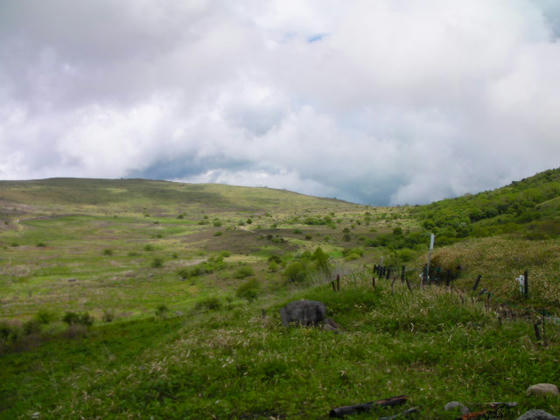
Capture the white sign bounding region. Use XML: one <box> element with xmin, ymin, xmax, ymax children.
<box><xmin>429</xmin><ymin>233</ymin><xmax>435</xmax><ymax>250</ymax></box>
<box><xmin>516</xmin><ymin>275</ymin><xmax>525</xmax><ymax>293</ymax></box>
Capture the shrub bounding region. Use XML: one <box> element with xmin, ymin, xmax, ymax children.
<box><xmin>103</xmin><ymin>248</ymin><xmax>113</xmax><ymax>256</ymax></box>
<box><xmin>268</xmin><ymin>255</ymin><xmax>282</xmax><ymax>264</ymax></box>
<box><xmin>62</xmin><ymin>312</ymin><xmax>94</xmax><ymax>327</ymax></box>
<box><xmin>234</xmin><ymin>265</ymin><xmax>254</xmax><ymax>279</ymax></box>
<box><xmin>214</xmin><ymin>231</ymin><xmax>223</xmax><ymax>236</ymax></box>
<box><xmin>151</xmin><ymin>257</ymin><xmax>163</xmax><ymax>268</ymax></box>
<box><xmin>177</xmin><ymin>255</ymin><xmax>227</xmax><ymax>279</ymax></box>
<box><xmin>284</xmin><ymin>261</ymin><xmax>308</xmax><ymax>283</ymax></box>
<box><xmin>155</xmin><ymin>304</ymin><xmax>169</xmax><ymax>318</ymax></box>
<box><xmin>0</xmin><ymin>322</ymin><xmax>20</xmax><ymax>345</ymax></box>
<box><xmin>144</xmin><ymin>244</ymin><xmax>155</xmax><ymax>251</ymax></box>
<box><xmin>34</xmin><ymin>310</ymin><xmax>57</xmax><ymax>325</ymax></box>
<box><xmin>102</xmin><ymin>309</ymin><xmax>115</xmax><ymax>323</ymax></box>
<box><xmin>23</xmin><ymin>319</ymin><xmax>42</xmax><ymax>335</ymax></box>
<box><xmin>312</xmin><ymin>247</ymin><xmax>331</xmax><ymax>274</ymax></box>
<box><xmin>236</xmin><ymin>278</ymin><xmax>260</xmax><ymax>302</ymax></box>
<box><xmin>195</xmin><ymin>297</ymin><xmax>222</xmax><ymax>311</ymax></box>
<box><xmin>36</xmin><ymin>242</ymin><xmax>46</xmax><ymax>247</ymax></box>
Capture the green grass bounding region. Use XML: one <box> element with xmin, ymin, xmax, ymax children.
<box><xmin>1</xmin><ymin>175</ymin><xmax>560</xmax><ymax>418</ymax></box>
<box><xmin>2</xmin><ymin>282</ymin><xmax>559</xmax><ymax>419</ymax></box>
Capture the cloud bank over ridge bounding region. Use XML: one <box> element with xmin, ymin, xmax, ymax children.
<box><xmin>1</xmin><ymin>0</ymin><xmax>560</xmax><ymax>204</ymax></box>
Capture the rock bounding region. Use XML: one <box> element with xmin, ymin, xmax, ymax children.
<box><xmin>444</xmin><ymin>401</ymin><xmax>469</xmax><ymax>415</ymax></box>
<box><xmin>280</xmin><ymin>300</ymin><xmax>326</xmax><ymax>326</ymax></box>
<box><xmin>527</xmin><ymin>383</ymin><xmax>560</xmax><ymax>396</ymax></box>
<box><xmin>323</xmin><ymin>318</ymin><xmax>341</xmax><ymax>332</ymax></box>
<box><xmin>516</xmin><ymin>409</ymin><xmax>559</xmax><ymax>420</ymax></box>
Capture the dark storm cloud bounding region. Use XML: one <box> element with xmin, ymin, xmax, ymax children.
<box><xmin>1</xmin><ymin>1</ymin><xmax>560</xmax><ymax>204</ymax></box>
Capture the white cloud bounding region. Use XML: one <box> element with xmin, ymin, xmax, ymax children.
<box><xmin>1</xmin><ymin>0</ymin><xmax>560</xmax><ymax>204</ymax></box>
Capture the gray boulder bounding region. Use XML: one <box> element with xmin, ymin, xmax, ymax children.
<box><xmin>527</xmin><ymin>384</ymin><xmax>560</xmax><ymax>396</ymax></box>
<box><xmin>516</xmin><ymin>409</ymin><xmax>559</xmax><ymax>420</ymax></box>
<box><xmin>444</xmin><ymin>401</ymin><xmax>469</xmax><ymax>415</ymax></box>
<box><xmin>280</xmin><ymin>300</ymin><xmax>326</xmax><ymax>326</ymax></box>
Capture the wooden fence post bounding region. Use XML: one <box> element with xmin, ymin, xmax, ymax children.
<box><xmin>472</xmin><ymin>274</ymin><xmax>482</xmax><ymax>292</ymax></box>
<box><xmin>336</xmin><ymin>274</ymin><xmax>340</xmax><ymax>291</ymax></box>
<box><xmin>524</xmin><ymin>270</ymin><xmax>529</xmax><ymax>298</ymax></box>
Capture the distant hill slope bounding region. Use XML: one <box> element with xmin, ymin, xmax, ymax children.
<box><xmin>411</xmin><ymin>167</ymin><xmax>560</xmax><ymax>243</ymax></box>
<box><xmin>0</xmin><ymin>178</ymin><xmax>360</xmax><ymax>217</ymax></box>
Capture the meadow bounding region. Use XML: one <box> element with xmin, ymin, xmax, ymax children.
<box><xmin>1</xmin><ymin>176</ymin><xmax>560</xmax><ymax>419</ymax></box>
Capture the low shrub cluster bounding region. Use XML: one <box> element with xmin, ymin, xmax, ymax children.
<box><xmin>177</xmin><ymin>254</ymin><xmax>228</xmax><ymax>279</ymax></box>
<box><xmin>236</xmin><ymin>278</ymin><xmax>261</xmax><ymax>302</ymax></box>
<box><xmin>62</xmin><ymin>311</ymin><xmax>94</xmax><ymax>326</ymax></box>
<box><xmin>283</xmin><ymin>247</ymin><xmax>331</xmax><ymax>283</ymax></box>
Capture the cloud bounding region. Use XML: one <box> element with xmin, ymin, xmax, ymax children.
<box><xmin>1</xmin><ymin>0</ymin><xmax>560</xmax><ymax>204</ymax></box>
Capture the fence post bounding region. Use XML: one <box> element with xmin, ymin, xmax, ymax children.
<box><xmin>372</xmin><ymin>277</ymin><xmax>376</xmax><ymax>289</ymax></box>
<box><xmin>386</xmin><ymin>268</ymin><xmax>391</xmax><ymax>280</ymax></box>
<box><xmin>401</xmin><ymin>265</ymin><xmax>406</xmax><ymax>284</ymax></box>
<box><xmin>472</xmin><ymin>274</ymin><xmax>482</xmax><ymax>292</ymax></box>
<box><xmin>336</xmin><ymin>274</ymin><xmax>340</xmax><ymax>291</ymax></box>
<box><xmin>446</xmin><ymin>269</ymin><xmax>451</xmax><ymax>287</ymax></box>
<box><xmin>422</xmin><ymin>265</ymin><xmax>428</xmax><ymax>287</ymax></box>
<box><xmin>524</xmin><ymin>270</ymin><xmax>529</xmax><ymax>298</ymax></box>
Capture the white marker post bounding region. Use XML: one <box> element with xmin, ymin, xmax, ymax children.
<box><xmin>426</xmin><ymin>233</ymin><xmax>435</xmax><ymax>285</ymax></box>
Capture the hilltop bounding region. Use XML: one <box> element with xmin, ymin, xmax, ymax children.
<box><xmin>1</xmin><ymin>172</ymin><xmax>560</xmax><ymax>418</ymax></box>
<box><xmin>0</xmin><ymin>177</ymin><xmax>356</xmax><ymax>216</ymax></box>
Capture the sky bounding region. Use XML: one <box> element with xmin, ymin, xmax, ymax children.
<box><xmin>1</xmin><ymin>0</ymin><xmax>560</xmax><ymax>205</ymax></box>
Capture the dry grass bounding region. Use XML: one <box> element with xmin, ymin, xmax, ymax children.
<box><xmin>429</xmin><ymin>237</ymin><xmax>560</xmax><ymax>307</ymax></box>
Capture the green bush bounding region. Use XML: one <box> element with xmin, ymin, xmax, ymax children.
<box><xmin>178</xmin><ymin>255</ymin><xmax>227</xmax><ymax>279</ymax></box>
<box><xmin>34</xmin><ymin>310</ymin><xmax>57</xmax><ymax>325</ymax></box>
<box><xmin>144</xmin><ymin>244</ymin><xmax>155</xmax><ymax>252</ymax></box>
<box><xmin>233</xmin><ymin>265</ymin><xmax>254</xmax><ymax>279</ymax></box>
<box><xmin>195</xmin><ymin>297</ymin><xmax>222</xmax><ymax>311</ymax></box>
<box><xmin>103</xmin><ymin>248</ymin><xmax>113</xmax><ymax>256</ymax></box>
<box><xmin>62</xmin><ymin>312</ymin><xmax>94</xmax><ymax>327</ymax></box>
<box><xmin>23</xmin><ymin>319</ymin><xmax>42</xmax><ymax>335</ymax></box>
<box><xmin>155</xmin><ymin>304</ymin><xmax>169</xmax><ymax>318</ymax></box>
<box><xmin>102</xmin><ymin>309</ymin><xmax>115</xmax><ymax>323</ymax></box>
<box><xmin>151</xmin><ymin>257</ymin><xmax>163</xmax><ymax>268</ymax></box>
<box><xmin>268</xmin><ymin>261</ymin><xmax>279</xmax><ymax>272</ymax></box>
<box><xmin>312</xmin><ymin>247</ymin><xmax>331</xmax><ymax>274</ymax></box>
<box><xmin>236</xmin><ymin>278</ymin><xmax>260</xmax><ymax>302</ymax></box>
<box><xmin>284</xmin><ymin>261</ymin><xmax>308</xmax><ymax>283</ymax></box>
<box><xmin>0</xmin><ymin>322</ymin><xmax>19</xmax><ymax>344</ymax></box>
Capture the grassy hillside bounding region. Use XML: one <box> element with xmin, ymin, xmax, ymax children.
<box><xmin>411</xmin><ymin>168</ymin><xmax>560</xmax><ymax>243</ymax></box>
<box><xmin>1</xmin><ymin>174</ymin><xmax>560</xmax><ymax>419</ymax></box>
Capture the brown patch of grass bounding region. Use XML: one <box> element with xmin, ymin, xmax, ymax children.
<box><xmin>428</xmin><ymin>237</ymin><xmax>560</xmax><ymax>308</ymax></box>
